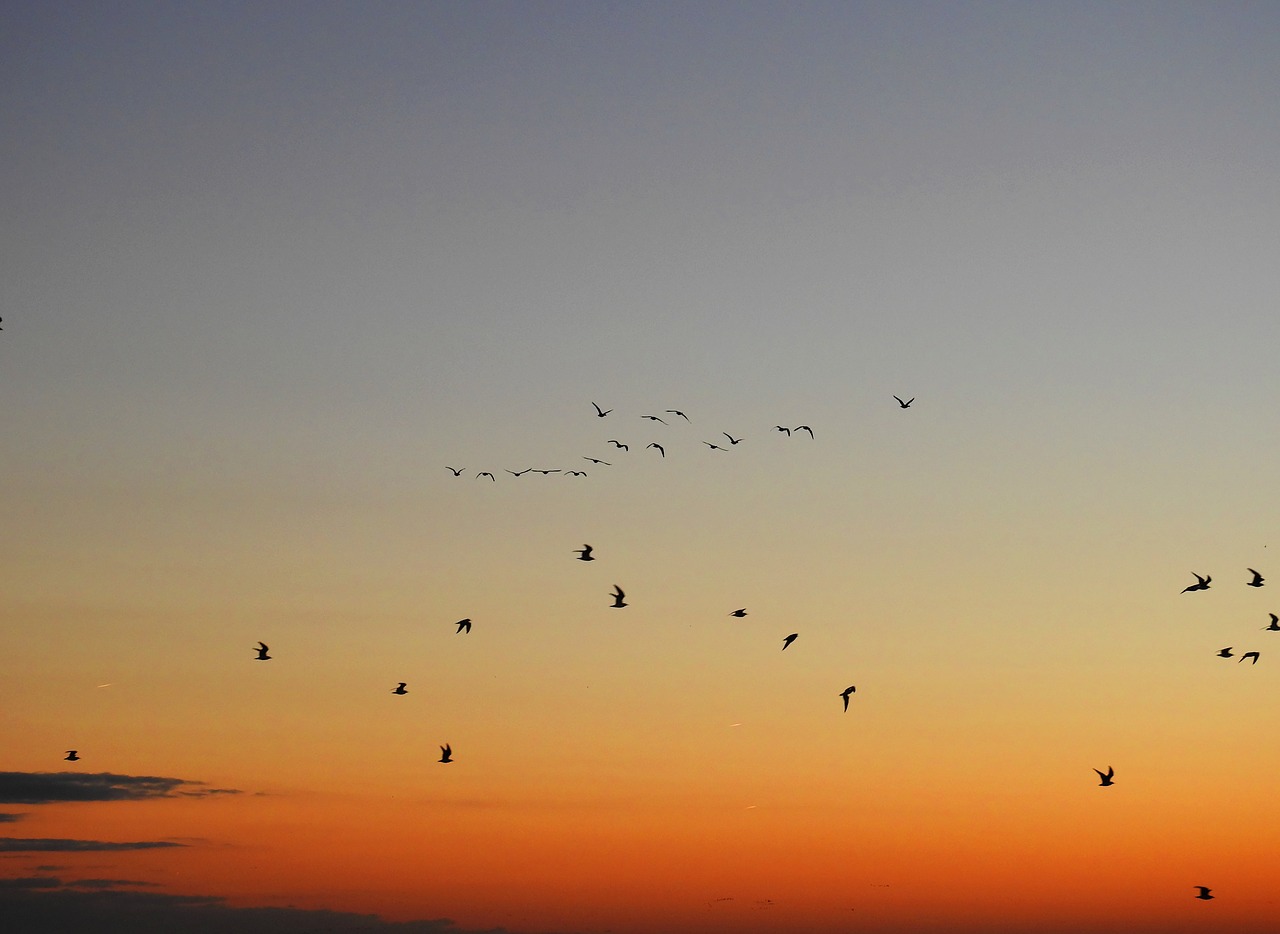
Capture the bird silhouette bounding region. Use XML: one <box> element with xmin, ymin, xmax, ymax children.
<box><xmin>1093</xmin><ymin>766</ymin><xmax>1114</xmax><ymax>786</ymax></box>
<box><xmin>840</xmin><ymin>685</ymin><xmax>856</xmax><ymax>712</ymax></box>
<box><xmin>893</xmin><ymin>395</ymin><xmax>914</xmax><ymax>408</ymax></box>
<box><xmin>703</xmin><ymin>441</ymin><xmax>727</xmax><ymax>451</ymax></box>
<box><xmin>64</xmin><ymin>750</ymin><xmax>79</xmax><ymax>761</ymax></box>
<box><xmin>254</xmin><ymin>642</ymin><xmax>271</xmax><ymax>660</ymax></box>
<box><xmin>795</xmin><ymin>425</ymin><xmax>814</xmax><ymax>438</ymax></box>
<box><xmin>455</xmin><ymin>618</ymin><xmax>472</xmax><ymax>634</ymax></box>
<box><xmin>774</xmin><ymin>426</ymin><xmax>791</xmax><ymax>436</ymax></box>
<box><xmin>1217</xmin><ymin>646</ymin><xmax>1234</xmax><ymax>658</ymax></box>
<box><xmin>642</xmin><ymin>415</ymin><xmax>667</xmax><ymax>425</ymax></box>
<box><xmin>647</xmin><ymin>443</ymin><xmax>664</xmax><ymax>457</ymax></box>
<box><xmin>575</xmin><ymin>544</ymin><xmax>595</xmax><ymax>561</ymax></box>
<box><xmin>1240</xmin><ymin>651</ymin><xmax>1260</xmax><ymax>664</ymax></box>
<box><xmin>476</xmin><ymin>471</ymin><xmax>496</xmax><ymax>481</ymax></box>
<box><xmin>439</xmin><ymin>744</ymin><xmax>453</xmax><ymax>763</ymax></box>
<box><xmin>531</xmin><ymin>469</ymin><xmax>561</xmax><ymax>475</ymax></box>
<box><xmin>1265</xmin><ymin>613</ymin><xmax>1279</xmax><ymax>631</ymax></box>
<box><xmin>1193</xmin><ymin>886</ymin><xmax>1214</xmax><ymax>900</ymax></box>
<box><xmin>610</xmin><ymin>584</ymin><xmax>627</xmax><ymax>608</ymax></box>
<box><xmin>1247</xmin><ymin>568</ymin><xmax>1265</xmax><ymax>587</ymax></box>
<box><xmin>607</xmin><ymin>440</ymin><xmax>629</xmax><ymax>450</ymax></box>
<box><xmin>723</xmin><ymin>432</ymin><xmax>742</xmax><ymax>445</ymax></box>
<box><xmin>1182</xmin><ymin>572</ymin><xmax>1211</xmax><ymax>593</ymax></box>
<box><xmin>506</xmin><ymin>468</ymin><xmax>533</xmax><ymax>477</ymax></box>
<box><xmin>445</xmin><ymin>466</ymin><xmax>465</xmax><ymax>476</ymax></box>
<box><xmin>592</xmin><ymin>402</ymin><xmax>612</xmax><ymax>417</ymax></box>
<box><xmin>666</xmin><ymin>410</ymin><xmax>689</xmax><ymax>421</ymax></box>
<box><xmin>729</xmin><ymin>608</ymin><xmax>747</xmax><ymax>618</ymax></box>
<box><xmin>392</xmin><ymin>683</ymin><xmax>408</xmax><ymax>695</ymax></box>
<box><xmin>583</xmin><ymin>457</ymin><xmax>611</xmax><ymax>465</ymax></box>
<box><xmin>565</xmin><ymin>470</ymin><xmax>587</xmax><ymax>476</ymax></box>
<box><xmin>782</xmin><ymin>633</ymin><xmax>798</xmax><ymax>650</ymax></box>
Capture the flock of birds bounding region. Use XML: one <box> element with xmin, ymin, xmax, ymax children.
<box><xmin>52</xmin><ymin>397</ymin><xmax>1251</xmax><ymax>908</ymax></box>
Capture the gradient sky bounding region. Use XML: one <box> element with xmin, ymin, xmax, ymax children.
<box><xmin>4</xmin><ymin>2</ymin><xmax>1280</xmax><ymax>932</ymax></box>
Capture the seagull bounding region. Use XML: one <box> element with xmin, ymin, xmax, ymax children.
<box><xmin>1217</xmin><ymin>646</ymin><xmax>1234</xmax><ymax>658</ymax></box>
<box><xmin>607</xmin><ymin>440</ymin><xmax>629</xmax><ymax>450</ymax></box>
<box><xmin>565</xmin><ymin>470</ymin><xmax>587</xmax><ymax>476</ymax></box>
<box><xmin>666</xmin><ymin>410</ymin><xmax>689</xmax><ymax>421</ymax></box>
<box><xmin>1182</xmin><ymin>572</ymin><xmax>1211</xmax><ymax>593</ymax></box>
<box><xmin>64</xmin><ymin>750</ymin><xmax>79</xmax><ymax>761</ymax></box>
<box><xmin>476</xmin><ymin>471</ymin><xmax>496</xmax><ymax>481</ymax></box>
<box><xmin>392</xmin><ymin>683</ymin><xmax>408</xmax><ymax>695</ymax></box>
<box><xmin>781</xmin><ymin>633</ymin><xmax>798</xmax><ymax>650</ymax></box>
<box><xmin>642</xmin><ymin>415</ymin><xmax>667</xmax><ymax>425</ymax></box>
<box><xmin>531</xmin><ymin>468</ymin><xmax>561</xmax><ymax>475</ymax></box>
<box><xmin>592</xmin><ymin>402</ymin><xmax>612</xmax><ymax>417</ymax></box>
<box><xmin>1240</xmin><ymin>651</ymin><xmax>1261</xmax><ymax>664</ymax></box>
<box><xmin>703</xmin><ymin>441</ymin><xmax>727</xmax><ymax>451</ymax></box>
<box><xmin>1193</xmin><ymin>886</ymin><xmax>1214</xmax><ymax>900</ymax></box>
<box><xmin>1247</xmin><ymin>568</ymin><xmax>1265</xmax><ymax>587</ymax></box>
<box><xmin>647</xmin><ymin>443</ymin><xmax>664</xmax><ymax>457</ymax></box>
<box><xmin>795</xmin><ymin>425</ymin><xmax>814</xmax><ymax>438</ymax></box>
<box><xmin>1093</xmin><ymin>766</ymin><xmax>1114</xmax><ymax>786</ymax></box>
<box><xmin>455</xmin><ymin>618</ymin><xmax>472</xmax><ymax>634</ymax></box>
<box><xmin>574</xmin><ymin>544</ymin><xmax>595</xmax><ymax>562</ymax></box>
<box><xmin>774</xmin><ymin>426</ymin><xmax>791</xmax><ymax>435</ymax></box>
<box><xmin>254</xmin><ymin>642</ymin><xmax>271</xmax><ymax>660</ymax></box>
<box><xmin>583</xmin><ymin>457</ymin><xmax>611</xmax><ymax>465</ymax></box>
<box><xmin>445</xmin><ymin>466</ymin><xmax>465</xmax><ymax>476</ymax></box>
<box><xmin>506</xmin><ymin>468</ymin><xmax>533</xmax><ymax>477</ymax></box>
<box><xmin>439</xmin><ymin>744</ymin><xmax>453</xmax><ymax>763</ymax></box>
<box><xmin>729</xmin><ymin>608</ymin><xmax>747</xmax><ymax>617</ymax></box>
<box><xmin>840</xmin><ymin>686</ymin><xmax>856</xmax><ymax>712</ymax></box>
<box><xmin>723</xmin><ymin>432</ymin><xmax>743</xmax><ymax>445</ymax></box>
<box><xmin>1265</xmin><ymin>614</ymin><xmax>1279</xmax><ymax>631</ymax></box>
<box><xmin>893</xmin><ymin>395</ymin><xmax>914</xmax><ymax>408</ymax></box>
<box><xmin>610</xmin><ymin>584</ymin><xmax>627</xmax><ymax>608</ymax></box>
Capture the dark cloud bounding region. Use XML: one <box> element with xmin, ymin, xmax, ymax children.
<box><xmin>0</xmin><ymin>886</ymin><xmax>540</xmax><ymax>934</ymax></box>
<box><xmin>0</xmin><ymin>839</ymin><xmax>185</xmax><ymax>852</ymax></box>
<box><xmin>0</xmin><ymin>772</ymin><xmax>241</xmax><ymax>804</ymax></box>
<box><xmin>0</xmin><ymin>876</ymin><xmax>62</xmax><ymax>889</ymax></box>
<box><xmin>0</xmin><ymin>812</ymin><xmax>27</xmax><ymax>822</ymax></box>
<box><xmin>67</xmin><ymin>878</ymin><xmax>160</xmax><ymax>889</ymax></box>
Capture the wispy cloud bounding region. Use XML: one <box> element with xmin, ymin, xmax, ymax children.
<box><xmin>0</xmin><ymin>839</ymin><xmax>186</xmax><ymax>852</ymax></box>
<box><xmin>0</xmin><ymin>772</ymin><xmax>241</xmax><ymax>805</ymax></box>
<box><xmin>0</xmin><ymin>812</ymin><xmax>26</xmax><ymax>822</ymax></box>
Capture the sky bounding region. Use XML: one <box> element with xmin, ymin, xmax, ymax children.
<box><xmin>4</xmin><ymin>1</ymin><xmax>1280</xmax><ymax>931</ymax></box>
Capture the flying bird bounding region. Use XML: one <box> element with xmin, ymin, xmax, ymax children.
<box><xmin>840</xmin><ymin>685</ymin><xmax>856</xmax><ymax>712</ymax></box>
<box><xmin>729</xmin><ymin>608</ymin><xmax>747</xmax><ymax>617</ymax></box>
<box><xmin>531</xmin><ymin>468</ymin><xmax>561</xmax><ymax>475</ymax></box>
<box><xmin>254</xmin><ymin>642</ymin><xmax>271</xmax><ymax>660</ymax></box>
<box><xmin>455</xmin><ymin>618</ymin><xmax>472</xmax><ymax>634</ymax></box>
<box><xmin>392</xmin><ymin>683</ymin><xmax>408</xmax><ymax>695</ymax></box>
<box><xmin>575</xmin><ymin>544</ymin><xmax>595</xmax><ymax>561</ymax></box>
<box><xmin>781</xmin><ymin>633</ymin><xmax>798</xmax><ymax>650</ymax></box>
<box><xmin>439</xmin><ymin>744</ymin><xmax>453</xmax><ymax>763</ymax></box>
<box><xmin>1182</xmin><ymin>572</ymin><xmax>1211</xmax><ymax>593</ymax></box>
<box><xmin>607</xmin><ymin>440</ymin><xmax>629</xmax><ymax>450</ymax></box>
<box><xmin>592</xmin><ymin>402</ymin><xmax>612</xmax><ymax>417</ymax></box>
<box><xmin>445</xmin><ymin>466</ymin><xmax>465</xmax><ymax>476</ymax></box>
<box><xmin>1247</xmin><ymin>568</ymin><xmax>1265</xmax><ymax>587</ymax></box>
<box><xmin>1240</xmin><ymin>651</ymin><xmax>1261</xmax><ymax>664</ymax></box>
<box><xmin>647</xmin><ymin>443</ymin><xmax>664</xmax><ymax>457</ymax></box>
<box><xmin>893</xmin><ymin>395</ymin><xmax>914</xmax><ymax>408</ymax></box>
<box><xmin>723</xmin><ymin>432</ymin><xmax>742</xmax><ymax>445</ymax></box>
<box><xmin>642</xmin><ymin>415</ymin><xmax>667</xmax><ymax>425</ymax></box>
<box><xmin>583</xmin><ymin>457</ymin><xmax>611</xmax><ymax>465</ymax></box>
<box><xmin>1265</xmin><ymin>614</ymin><xmax>1279</xmax><ymax>631</ymax></box>
<box><xmin>1193</xmin><ymin>886</ymin><xmax>1214</xmax><ymax>900</ymax></box>
<box><xmin>795</xmin><ymin>425</ymin><xmax>814</xmax><ymax>438</ymax></box>
<box><xmin>1217</xmin><ymin>646</ymin><xmax>1234</xmax><ymax>658</ymax></box>
<box><xmin>666</xmin><ymin>410</ymin><xmax>689</xmax><ymax>420</ymax></box>
<box><xmin>565</xmin><ymin>470</ymin><xmax>587</xmax><ymax>476</ymax></box>
<box><xmin>774</xmin><ymin>426</ymin><xmax>791</xmax><ymax>435</ymax></box>
<box><xmin>64</xmin><ymin>750</ymin><xmax>79</xmax><ymax>761</ymax></box>
<box><xmin>703</xmin><ymin>441</ymin><xmax>727</xmax><ymax>451</ymax></box>
<box><xmin>1093</xmin><ymin>766</ymin><xmax>1114</xmax><ymax>786</ymax></box>
<box><xmin>506</xmin><ymin>468</ymin><xmax>533</xmax><ymax>477</ymax></box>
<box><xmin>476</xmin><ymin>472</ymin><xmax>496</xmax><ymax>481</ymax></box>
<box><xmin>610</xmin><ymin>584</ymin><xmax>627</xmax><ymax>608</ymax></box>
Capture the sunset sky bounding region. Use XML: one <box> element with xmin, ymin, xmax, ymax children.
<box><xmin>4</xmin><ymin>2</ymin><xmax>1280</xmax><ymax>932</ymax></box>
